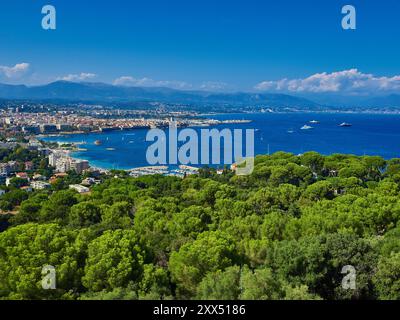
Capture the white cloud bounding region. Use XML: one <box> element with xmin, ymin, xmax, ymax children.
<box><xmin>0</xmin><ymin>63</ymin><xmax>30</xmax><ymax>79</ymax></box>
<box><xmin>113</xmin><ymin>76</ymin><xmax>192</xmax><ymax>90</ymax></box>
<box><xmin>255</xmin><ymin>69</ymin><xmax>400</xmax><ymax>95</ymax></box>
<box><xmin>59</xmin><ymin>73</ymin><xmax>97</xmax><ymax>82</ymax></box>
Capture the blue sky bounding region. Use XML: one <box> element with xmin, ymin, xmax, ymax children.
<box><xmin>0</xmin><ymin>0</ymin><xmax>400</xmax><ymax>95</ymax></box>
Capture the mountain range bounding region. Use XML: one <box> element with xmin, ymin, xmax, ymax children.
<box><xmin>0</xmin><ymin>81</ymin><xmax>400</xmax><ymax>109</ymax></box>
<box><xmin>0</xmin><ymin>81</ymin><xmax>318</xmax><ymax>108</ymax></box>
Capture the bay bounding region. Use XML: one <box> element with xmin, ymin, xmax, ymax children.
<box><xmin>42</xmin><ymin>112</ymin><xmax>400</xmax><ymax>170</ymax></box>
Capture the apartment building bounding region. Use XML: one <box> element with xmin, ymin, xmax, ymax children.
<box><xmin>30</xmin><ymin>181</ymin><xmax>51</xmax><ymax>190</ymax></box>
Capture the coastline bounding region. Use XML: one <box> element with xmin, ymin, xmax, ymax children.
<box><xmin>39</xmin><ymin>117</ymin><xmax>254</xmax><ymax>171</ymax></box>
<box><xmin>40</xmin><ymin>111</ymin><xmax>400</xmax><ymax>171</ymax></box>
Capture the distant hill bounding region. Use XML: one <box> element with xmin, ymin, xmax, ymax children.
<box><xmin>0</xmin><ymin>81</ymin><xmax>319</xmax><ymax>107</ymax></box>
<box><xmin>363</xmin><ymin>94</ymin><xmax>400</xmax><ymax>108</ymax></box>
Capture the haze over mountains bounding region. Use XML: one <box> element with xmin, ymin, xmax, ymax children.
<box><xmin>0</xmin><ymin>81</ymin><xmax>399</xmax><ymax>109</ymax></box>
<box><xmin>0</xmin><ymin>81</ymin><xmax>318</xmax><ymax>107</ymax></box>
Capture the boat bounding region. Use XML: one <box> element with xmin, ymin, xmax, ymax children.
<box><xmin>106</xmin><ymin>148</ymin><xmax>115</xmax><ymax>151</ymax></box>
<box><xmin>190</xmin><ymin>123</ymin><xmax>210</xmax><ymax>127</ymax></box>
<box><xmin>309</xmin><ymin>120</ymin><xmax>320</xmax><ymax>124</ymax></box>
<box><xmin>94</xmin><ymin>140</ymin><xmax>103</xmax><ymax>146</ymax></box>
<box><xmin>300</xmin><ymin>125</ymin><xmax>313</xmax><ymax>130</ymax></box>
<box><xmin>339</xmin><ymin>122</ymin><xmax>352</xmax><ymax>127</ymax></box>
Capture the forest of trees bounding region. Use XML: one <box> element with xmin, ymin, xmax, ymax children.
<box><xmin>0</xmin><ymin>152</ymin><xmax>400</xmax><ymax>300</ymax></box>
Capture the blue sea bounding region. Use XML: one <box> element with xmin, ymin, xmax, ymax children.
<box><xmin>42</xmin><ymin>113</ymin><xmax>400</xmax><ymax>170</ymax></box>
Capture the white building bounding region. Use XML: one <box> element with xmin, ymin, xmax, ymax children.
<box><xmin>69</xmin><ymin>184</ymin><xmax>90</xmax><ymax>194</ymax></box>
<box><xmin>56</xmin><ymin>158</ymin><xmax>71</xmax><ymax>173</ymax></box>
<box><xmin>48</xmin><ymin>152</ymin><xmax>62</xmax><ymax>167</ymax></box>
<box><xmin>50</xmin><ymin>151</ymin><xmax>90</xmax><ymax>174</ymax></box>
<box><xmin>30</xmin><ymin>181</ymin><xmax>51</xmax><ymax>190</ymax></box>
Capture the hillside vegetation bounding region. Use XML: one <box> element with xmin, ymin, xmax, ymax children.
<box><xmin>1</xmin><ymin>152</ymin><xmax>400</xmax><ymax>300</ymax></box>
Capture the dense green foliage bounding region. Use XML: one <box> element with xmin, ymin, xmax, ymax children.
<box><xmin>1</xmin><ymin>152</ymin><xmax>400</xmax><ymax>300</ymax></box>
<box><xmin>0</xmin><ymin>146</ymin><xmax>53</xmax><ymax>213</ymax></box>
